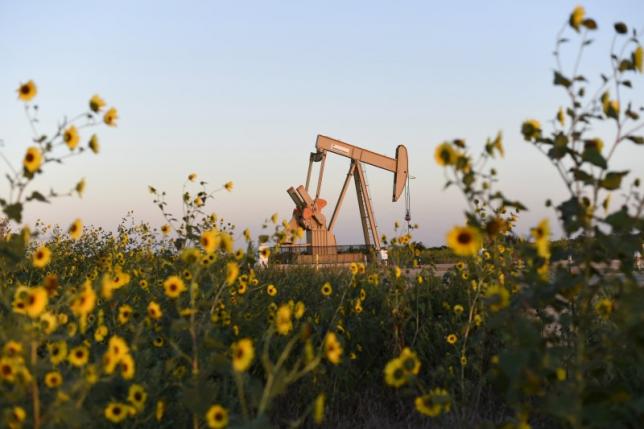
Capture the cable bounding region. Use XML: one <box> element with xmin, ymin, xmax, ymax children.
<box><xmin>405</xmin><ymin>174</ymin><xmax>412</xmax><ymax>233</ymax></box>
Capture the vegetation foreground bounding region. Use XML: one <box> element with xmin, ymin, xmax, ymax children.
<box><xmin>1</xmin><ymin>7</ymin><xmax>643</xmax><ymax>429</ymax></box>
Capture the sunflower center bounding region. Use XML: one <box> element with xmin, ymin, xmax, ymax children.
<box><xmin>26</xmin><ymin>153</ymin><xmax>35</xmax><ymax>162</ymax></box>
<box><xmin>394</xmin><ymin>368</ymin><xmax>404</xmax><ymax>379</ymax></box>
<box><xmin>457</xmin><ymin>232</ymin><xmax>472</xmax><ymax>244</ymax></box>
<box><xmin>113</xmin><ymin>406</ymin><xmax>121</xmax><ymax>416</ymax></box>
<box><xmin>21</xmin><ymin>85</ymin><xmax>30</xmax><ymax>94</ymax></box>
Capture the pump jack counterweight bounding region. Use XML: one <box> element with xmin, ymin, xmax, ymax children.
<box><xmin>285</xmin><ymin>135</ymin><xmax>408</xmax><ymax>264</ymax></box>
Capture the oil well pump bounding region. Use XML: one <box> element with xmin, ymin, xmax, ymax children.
<box><xmin>284</xmin><ymin>135</ymin><xmax>408</xmax><ymax>264</ymax></box>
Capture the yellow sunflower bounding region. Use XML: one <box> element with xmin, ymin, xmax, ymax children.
<box><xmin>201</xmin><ymin>230</ymin><xmax>220</xmax><ymax>254</ymax></box>
<box><xmin>259</xmin><ymin>247</ymin><xmax>270</xmax><ymax>259</ymax></box>
<box><xmin>127</xmin><ymin>384</ymin><xmax>147</xmax><ymax>412</ymax></box>
<box><xmin>635</xmin><ymin>45</ymin><xmax>643</xmax><ymax>73</ymax></box>
<box><xmin>75</xmin><ymin>178</ymin><xmax>86</xmax><ymax>197</ymax></box>
<box><xmin>69</xmin><ymin>218</ymin><xmax>83</xmax><ymax>240</ymax></box>
<box><xmin>320</xmin><ymin>282</ymin><xmax>332</xmax><ymax>297</ymax></box>
<box><xmin>415</xmin><ymin>388</ymin><xmax>451</xmax><ymax>417</ymax></box>
<box><xmin>23</xmin><ymin>146</ymin><xmax>43</xmax><ymax>173</ymax></box>
<box><xmin>104</xmin><ymin>402</ymin><xmax>129</xmax><ymax>423</ymax></box>
<box><xmin>23</xmin><ymin>287</ymin><xmax>48</xmax><ymax>318</ymax></box>
<box><xmin>63</xmin><ymin>125</ymin><xmax>80</xmax><ymax>150</ymax></box>
<box><xmin>48</xmin><ymin>341</ymin><xmax>68</xmax><ymax>365</ymax></box>
<box><xmin>17</xmin><ymin>80</ymin><xmax>37</xmax><ymax>101</ymax></box>
<box><xmin>275</xmin><ymin>305</ymin><xmax>293</xmax><ymax>335</ymax></box>
<box><xmin>118</xmin><ymin>305</ymin><xmax>133</xmax><ymax>325</ymax></box>
<box><xmin>569</xmin><ymin>5</ymin><xmax>585</xmax><ymax>31</ymax></box>
<box><xmin>226</xmin><ymin>262</ymin><xmax>239</xmax><ymax>286</ymax></box>
<box><xmin>349</xmin><ymin>262</ymin><xmax>358</xmax><ymax>275</ymax></box>
<box><xmin>120</xmin><ymin>353</ymin><xmax>136</xmax><ymax>380</ymax></box>
<box><xmin>163</xmin><ymin>275</ymin><xmax>187</xmax><ymax>299</ymax></box>
<box><xmin>94</xmin><ymin>325</ymin><xmax>108</xmax><ymax>342</ymax></box>
<box><xmin>266</xmin><ymin>284</ymin><xmax>277</xmax><ymax>297</ymax></box>
<box><xmin>324</xmin><ymin>332</ymin><xmax>342</xmax><ymax>365</ymax></box>
<box><xmin>399</xmin><ymin>347</ymin><xmax>421</xmax><ymax>376</ymax></box>
<box><xmin>89</xmin><ymin>94</ymin><xmax>106</xmax><ymax>112</ymax></box>
<box><xmin>160</xmin><ymin>224</ymin><xmax>171</xmax><ymax>236</ymax></box>
<box><xmin>88</xmin><ymin>134</ymin><xmax>100</xmax><ymax>153</ymax></box>
<box><xmin>103</xmin><ymin>107</ymin><xmax>118</xmax><ymax>126</ymax></box>
<box><xmin>40</xmin><ymin>311</ymin><xmax>58</xmax><ymax>334</ymax></box>
<box><xmin>44</xmin><ymin>371</ymin><xmax>63</xmax><ymax>388</ymax></box>
<box><xmin>485</xmin><ymin>284</ymin><xmax>510</xmax><ymax>312</ymax></box>
<box><xmin>32</xmin><ymin>246</ymin><xmax>52</xmax><ymax>268</ymax></box>
<box><xmin>446</xmin><ymin>226</ymin><xmax>482</xmax><ymax>256</ymax></box>
<box><xmin>224</xmin><ymin>181</ymin><xmax>234</xmax><ymax>192</ymax></box>
<box><xmin>237</xmin><ymin>282</ymin><xmax>248</xmax><ymax>295</ymax></box>
<box><xmin>231</xmin><ymin>338</ymin><xmax>254</xmax><ymax>372</ymax></box>
<box><xmin>384</xmin><ymin>357</ymin><xmax>407</xmax><ymax>387</ymax></box>
<box><xmin>3</xmin><ymin>341</ymin><xmax>23</xmax><ymax>358</ymax></box>
<box><xmin>446</xmin><ymin>334</ymin><xmax>458</xmax><ymax>345</ymax></box>
<box><xmin>107</xmin><ymin>335</ymin><xmax>130</xmax><ymax>361</ymax></box>
<box><xmin>434</xmin><ymin>142</ymin><xmax>458</xmax><ymax>166</ymax></box>
<box><xmin>206</xmin><ymin>404</ymin><xmax>228</xmax><ymax>429</ymax></box>
<box><xmin>530</xmin><ymin>218</ymin><xmax>551</xmax><ymax>259</ymax></box>
<box><xmin>294</xmin><ymin>301</ymin><xmax>305</xmax><ymax>319</ymax></box>
<box><xmin>0</xmin><ymin>357</ymin><xmax>18</xmax><ymax>382</ymax></box>
<box><xmin>147</xmin><ymin>301</ymin><xmax>162</xmax><ymax>320</ymax></box>
<box><xmin>71</xmin><ymin>280</ymin><xmax>96</xmax><ymax>318</ymax></box>
<box><xmin>9</xmin><ymin>406</ymin><xmax>26</xmax><ymax>426</ymax></box>
<box><xmin>68</xmin><ymin>345</ymin><xmax>89</xmax><ymax>367</ymax></box>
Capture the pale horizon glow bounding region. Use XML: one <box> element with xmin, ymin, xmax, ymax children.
<box><xmin>1</xmin><ymin>1</ymin><xmax>643</xmax><ymax>246</ymax></box>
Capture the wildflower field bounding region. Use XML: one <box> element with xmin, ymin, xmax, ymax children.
<box><xmin>1</xmin><ymin>7</ymin><xmax>643</xmax><ymax>429</ymax></box>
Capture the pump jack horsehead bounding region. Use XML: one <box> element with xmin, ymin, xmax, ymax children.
<box><xmin>286</xmin><ymin>135</ymin><xmax>408</xmax><ymax>264</ymax></box>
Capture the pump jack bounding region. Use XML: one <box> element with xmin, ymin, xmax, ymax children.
<box><xmin>285</xmin><ymin>135</ymin><xmax>408</xmax><ymax>264</ymax></box>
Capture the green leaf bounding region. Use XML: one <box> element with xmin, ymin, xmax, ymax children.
<box><xmin>571</xmin><ymin>168</ymin><xmax>594</xmax><ymax>185</ymax></box>
<box><xmin>626</xmin><ymin>135</ymin><xmax>644</xmax><ymax>145</ymax></box>
<box><xmin>582</xmin><ymin>148</ymin><xmax>607</xmax><ymax>169</ymax></box>
<box><xmin>618</xmin><ymin>59</ymin><xmax>633</xmax><ymax>72</ymax></box>
<box><xmin>553</xmin><ymin>71</ymin><xmax>572</xmax><ymax>88</ymax></box>
<box><xmin>614</xmin><ymin>22</ymin><xmax>628</xmax><ymax>34</ymax></box>
<box><xmin>26</xmin><ymin>191</ymin><xmax>49</xmax><ymax>203</ymax></box>
<box><xmin>557</xmin><ymin>197</ymin><xmax>584</xmax><ymax>235</ymax></box>
<box><xmin>599</xmin><ymin>171</ymin><xmax>629</xmax><ymax>190</ymax></box>
<box><xmin>604</xmin><ymin>207</ymin><xmax>634</xmax><ymax>232</ymax></box>
<box><xmin>3</xmin><ymin>203</ymin><xmax>22</xmax><ymax>223</ymax></box>
<box><xmin>582</xmin><ymin>18</ymin><xmax>598</xmax><ymax>30</ymax></box>
<box><xmin>549</xmin><ymin>133</ymin><xmax>569</xmax><ymax>159</ymax></box>
<box><xmin>463</xmin><ymin>173</ymin><xmax>474</xmax><ymax>187</ymax></box>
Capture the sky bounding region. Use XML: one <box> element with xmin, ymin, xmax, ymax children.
<box><xmin>0</xmin><ymin>0</ymin><xmax>643</xmax><ymax>246</ymax></box>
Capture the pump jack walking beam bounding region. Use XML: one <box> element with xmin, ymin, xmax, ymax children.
<box><xmin>315</xmin><ymin>135</ymin><xmax>408</xmax><ymax>202</ymax></box>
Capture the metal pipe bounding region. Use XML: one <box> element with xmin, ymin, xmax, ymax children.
<box><xmin>305</xmin><ymin>153</ymin><xmax>315</xmax><ymax>191</ymax></box>
<box><xmin>315</xmin><ymin>152</ymin><xmax>326</xmax><ymax>200</ymax></box>
<box><xmin>355</xmin><ymin>162</ymin><xmax>381</xmax><ymax>250</ymax></box>
<box><xmin>328</xmin><ymin>161</ymin><xmax>356</xmax><ymax>232</ymax></box>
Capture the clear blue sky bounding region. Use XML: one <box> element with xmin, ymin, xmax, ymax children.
<box><xmin>1</xmin><ymin>1</ymin><xmax>642</xmax><ymax>245</ymax></box>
